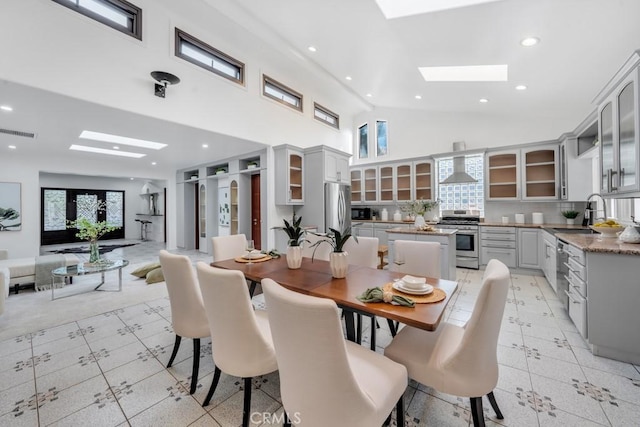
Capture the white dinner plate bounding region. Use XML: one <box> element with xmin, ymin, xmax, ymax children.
<box><xmin>393</xmin><ymin>281</ymin><xmax>434</xmax><ymax>295</ymax></box>
<box><xmin>242</xmin><ymin>252</ymin><xmax>266</xmax><ymax>260</ymax></box>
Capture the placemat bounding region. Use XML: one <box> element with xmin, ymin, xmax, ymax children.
<box><xmin>383</xmin><ymin>282</ymin><xmax>446</xmax><ymax>304</ymax></box>
<box><xmin>234</xmin><ymin>255</ymin><xmax>272</xmax><ymax>263</ymax></box>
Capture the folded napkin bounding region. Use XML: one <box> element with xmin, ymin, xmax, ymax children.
<box><xmin>357</xmin><ymin>287</ymin><xmax>415</xmax><ymax>307</ymax></box>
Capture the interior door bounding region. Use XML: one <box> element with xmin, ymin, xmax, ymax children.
<box><xmin>251</xmin><ymin>174</ymin><xmax>261</xmax><ymax>249</ymax></box>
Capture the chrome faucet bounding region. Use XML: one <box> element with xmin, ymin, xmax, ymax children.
<box><xmin>586</xmin><ymin>193</ymin><xmax>608</xmax><ymax>223</ymax></box>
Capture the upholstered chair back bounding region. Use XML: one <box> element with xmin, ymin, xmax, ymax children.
<box><xmin>301</xmin><ymin>233</ymin><xmax>331</xmax><ymax>261</ymax></box>
<box><xmin>343</xmin><ymin>236</ymin><xmax>378</xmax><ymax>269</ymax></box>
<box><xmin>211</xmin><ymin>233</ymin><xmax>247</xmax><ymax>261</ymax></box>
<box><xmin>390</xmin><ymin>240</ymin><xmax>441</xmax><ymax>278</ymax></box>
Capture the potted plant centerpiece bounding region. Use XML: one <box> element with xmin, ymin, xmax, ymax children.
<box><xmin>310</xmin><ymin>226</ymin><xmax>356</xmax><ymax>278</ymax></box>
<box><xmin>401</xmin><ymin>198</ymin><xmax>440</xmax><ymax>227</ymax></box>
<box><xmin>67</xmin><ymin>200</ymin><xmax>120</xmax><ymax>264</ymax></box>
<box><xmin>274</xmin><ymin>213</ymin><xmax>306</xmax><ymax>269</ymax></box>
<box><xmin>561</xmin><ymin>210</ymin><xmax>580</xmax><ymax>225</ymax></box>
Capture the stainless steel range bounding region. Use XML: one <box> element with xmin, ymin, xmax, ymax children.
<box><xmin>438</xmin><ymin>210</ymin><xmax>480</xmax><ymax>269</ymax></box>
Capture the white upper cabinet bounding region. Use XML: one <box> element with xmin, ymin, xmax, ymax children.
<box><xmin>324</xmin><ymin>149</ymin><xmax>350</xmax><ymax>183</ymax></box>
<box><xmin>486</xmin><ymin>150</ymin><xmax>520</xmax><ymax>200</ymax></box>
<box><xmin>394</xmin><ymin>163</ymin><xmax>413</xmax><ymax>202</ymax></box>
<box><xmin>351</xmin><ymin>168</ymin><xmax>363</xmax><ymax>204</ymax></box>
<box><xmin>413</xmin><ymin>159</ymin><xmax>434</xmax><ymax>201</ymax></box>
<box><xmin>521</xmin><ymin>145</ymin><xmax>558</xmax><ymax>200</ymax></box>
<box><xmin>379</xmin><ymin>165</ymin><xmax>394</xmax><ymax>203</ymax></box>
<box><xmin>274</xmin><ymin>145</ymin><xmax>304</xmax><ymax>205</ymax></box>
<box><xmin>363</xmin><ymin>166</ymin><xmax>378</xmax><ymax>203</ymax></box>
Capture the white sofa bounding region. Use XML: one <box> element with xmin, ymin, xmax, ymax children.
<box><xmin>0</xmin><ymin>250</ymin><xmax>80</xmax><ymax>294</ymax></box>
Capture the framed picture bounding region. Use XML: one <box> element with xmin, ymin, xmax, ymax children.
<box><xmin>0</xmin><ymin>182</ymin><xmax>22</xmax><ymax>231</ymax></box>
<box><xmin>376</xmin><ymin>120</ymin><xmax>388</xmax><ymax>157</ymax></box>
<box><xmin>218</xmin><ymin>187</ymin><xmax>230</xmax><ymax>226</ymax></box>
<box><xmin>358</xmin><ymin>123</ymin><xmax>369</xmax><ymax>159</ymax></box>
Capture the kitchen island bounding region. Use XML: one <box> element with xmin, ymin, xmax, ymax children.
<box><xmin>386</xmin><ymin>227</ymin><xmax>457</xmax><ymax>280</ymax></box>
<box><xmin>555</xmin><ymin>232</ymin><xmax>640</xmax><ymax>365</ymax></box>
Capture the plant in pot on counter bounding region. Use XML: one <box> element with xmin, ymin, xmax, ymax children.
<box><xmin>309</xmin><ymin>226</ymin><xmax>357</xmax><ymax>278</ymax></box>
<box><xmin>274</xmin><ymin>213</ymin><xmax>306</xmax><ymax>269</ymax></box>
<box><xmin>561</xmin><ymin>210</ymin><xmax>580</xmax><ymax>225</ymax></box>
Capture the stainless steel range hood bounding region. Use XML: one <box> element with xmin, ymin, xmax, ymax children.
<box><xmin>439</xmin><ymin>142</ymin><xmax>477</xmax><ymax>184</ymax></box>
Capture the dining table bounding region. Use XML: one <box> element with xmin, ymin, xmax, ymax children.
<box><xmin>210</xmin><ymin>255</ymin><xmax>458</xmax><ymax>343</ymax></box>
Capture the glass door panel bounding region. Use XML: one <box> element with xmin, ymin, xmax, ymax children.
<box><xmin>600</xmin><ymin>102</ymin><xmax>614</xmax><ymax>193</ymax></box>
<box><xmin>618</xmin><ymin>81</ymin><xmax>636</xmax><ymax>189</ymax></box>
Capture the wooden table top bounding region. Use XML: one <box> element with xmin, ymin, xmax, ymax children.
<box><xmin>211</xmin><ymin>256</ymin><xmax>458</xmax><ymax>332</ymax></box>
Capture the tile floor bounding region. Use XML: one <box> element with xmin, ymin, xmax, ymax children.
<box><xmin>1</xmin><ymin>241</ymin><xmax>639</xmax><ymax>426</ymax></box>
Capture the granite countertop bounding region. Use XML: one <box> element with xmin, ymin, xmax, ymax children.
<box><xmin>386</xmin><ymin>227</ymin><xmax>457</xmax><ymax>236</ymax></box>
<box><xmin>481</xmin><ymin>222</ymin><xmax>590</xmax><ymax>230</ymax></box>
<box><xmin>555</xmin><ymin>233</ymin><xmax>640</xmax><ymax>256</ymax></box>
<box><xmin>353</xmin><ymin>219</ymin><xmax>435</xmax><ymax>225</ymax></box>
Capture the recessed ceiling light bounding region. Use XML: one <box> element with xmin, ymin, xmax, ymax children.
<box><xmin>151</xmin><ymin>162</ymin><xmax>157</xmax><ymax>165</ymax></box>
<box><xmin>515</xmin><ymin>85</ymin><xmax>527</xmax><ymax>91</ymax></box>
<box><xmin>8</xmin><ymin>145</ymin><xmax>16</xmax><ymax>149</ymax></box>
<box><xmin>202</xmin><ymin>144</ymin><xmax>209</xmax><ymax>148</ymax></box>
<box><xmin>1</xmin><ymin>105</ymin><xmax>13</xmax><ymax>112</ymax></box>
<box><xmin>375</xmin><ymin>0</ymin><xmax>503</xmax><ymax>19</ymax></box>
<box><xmin>79</xmin><ymin>131</ymin><xmax>167</xmax><ymax>150</ymax></box>
<box><xmin>69</xmin><ymin>144</ymin><xmax>146</xmax><ymax>158</ymax></box>
<box><xmin>130</xmin><ymin>177</ymin><xmax>134</xmax><ymax>180</ymax></box>
<box><xmin>419</xmin><ymin>65</ymin><xmax>508</xmax><ymax>82</ymax></box>
<box><xmin>345</xmin><ymin>76</ymin><xmax>352</xmax><ymax>81</ymax></box>
<box><xmin>307</xmin><ymin>46</ymin><xmax>317</xmax><ymax>52</ymax></box>
<box><xmin>113</xmin><ymin>146</ymin><xmax>120</xmax><ymax>150</ymax></box>
<box><xmin>479</xmin><ymin>98</ymin><xmax>489</xmax><ymax>103</ymax></box>
<box><xmin>366</xmin><ymin>93</ymin><xmax>373</xmax><ymax>97</ymax></box>
<box><xmin>415</xmin><ymin>95</ymin><xmax>422</xmax><ymax>100</ymax></box>
<box><xmin>520</xmin><ymin>37</ymin><xmax>540</xmax><ymax>47</ymax></box>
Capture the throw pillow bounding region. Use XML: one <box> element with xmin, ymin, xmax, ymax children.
<box><xmin>131</xmin><ymin>262</ymin><xmax>161</xmax><ymax>278</ymax></box>
<box><xmin>145</xmin><ymin>267</ymin><xmax>165</xmax><ymax>284</ymax></box>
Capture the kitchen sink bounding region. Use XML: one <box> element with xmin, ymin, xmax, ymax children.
<box><xmin>550</xmin><ymin>228</ymin><xmax>596</xmax><ymax>234</ymax></box>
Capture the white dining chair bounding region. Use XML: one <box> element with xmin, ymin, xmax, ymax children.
<box><xmin>301</xmin><ymin>232</ymin><xmax>331</xmax><ymax>261</ymax></box>
<box><xmin>343</xmin><ymin>236</ymin><xmax>378</xmax><ymax>269</ymax></box>
<box><xmin>211</xmin><ymin>233</ymin><xmax>247</xmax><ymax>261</ymax></box>
<box><xmin>390</xmin><ymin>240</ymin><xmax>441</xmax><ymax>278</ymax></box>
<box><xmin>262</xmin><ymin>278</ymin><xmax>408</xmax><ymax>427</ymax></box>
<box><xmin>196</xmin><ymin>263</ymin><xmax>278</xmax><ymax>427</ymax></box>
<box><xmin>384</xmin><ymin>259</ymin><xmax>511</xmax><ymax>427</ymax></box>
<box><xmin>158</xmin><ymin>250</ymin><xmax>210</xmax><ymax>394</ymax></box>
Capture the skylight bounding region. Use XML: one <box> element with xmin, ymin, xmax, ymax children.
<box><xmin>375</xmin><ymin>0</ymin><xmax>505</xmax><ymax>19</ymax></box>
<box><xmin>69</xmin><ymin>144</ymin><xmax>146</xmax><ymax>158</ymax></box>
<box><xmin>419</xmin><ymin>65</ymin><xmax>508</xmax><ymax>82</ymax></box>
<box><xmin>79</xmin><ymin>131</ymin><xmax>167</xmax><ymax>150</ymax></box>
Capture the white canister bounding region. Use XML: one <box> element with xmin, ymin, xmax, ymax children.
<box><xmin>501</xmin><ymin>216</ymin><xmax>509</xmax><ymax>224</ymax></box>
<box><xmin>532</xmin><ymin>212</ymin><xmax>544</xmax><ymax>224</ymax></box>
<box><xmin>515</xmin><ymin>213</ymin><xmax>525</xmax><ymax>224</ymax></box>
<box><xmin>381</xmin><ymin>208</ymin><xmax>388</xmax><ymax>221</ymax></box>
<box><xmin>393</xmin><ymin>210</ymin><xmax>402</xmax><ymax>221</ymax></box>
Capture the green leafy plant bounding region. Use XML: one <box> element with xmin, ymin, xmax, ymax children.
<box><xmin>561</xmin><ymin>210</ymin><xmax>580</xmax><ymax>219</ymax></box>
<box><xmin>400</xmin><ymin>198</ymin><xmax>440</xmax><ymax>216</ymax></box>
<box><xmin>273</xmin><ymin>213</ymin><xmax>306</xmax><ymax>246</ymax></box>
<box><xmin>66</xmin><ymin>200</ymin><xmax>120</xmax><ymax>242</ymax></box>
<box><xmin>309</xmin><ymin>226</ymin><xmax>357</xmax><ymax>258</ymax></box>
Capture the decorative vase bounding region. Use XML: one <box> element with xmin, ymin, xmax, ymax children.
<box><xmin>89</xmin><ymin>239</ymin><xmax>100</xmax><ymax>263</ymax></box>
<box><xmin>566</xmin><ymin>218</ymin><xmax>575</xmax><ymax>225</ymax></box>
<box><xmin>286</xmin><ymin>245</ymin><xmax>302</xmax><ymax>269</ymax></box>
<box><xmin>329</xmin><ymin>251</ymin><xmax>349</xmax><ymax>279</ymax></box>
<box><xmin>414</xmin><ymin>214</ymin><xmax>426</xmax><ymax>228</ymax></box>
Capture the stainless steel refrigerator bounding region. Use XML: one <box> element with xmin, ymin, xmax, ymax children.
<box><xmin>324</xmin><ymin>182</ymin><xmax>351</xmax><ymax>233</ymax></box>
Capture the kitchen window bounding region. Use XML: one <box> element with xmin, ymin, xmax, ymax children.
<box><xmin>437</xmin><ymin>154</ymin><xmax>485</xmax><ymax>216</ymax></box>
<box><xmin>358</xmin><ymin>123</ymin><xmax>369</xmax><ymax>159</ymax></box>
<box><xmin>52</xmin><ymin>0</ymin><xmax>142</xmax><ymax>40</ymax></box>
<box><xmin>314</xmin><ymin>103</ymin><xmax>339</xmax><ymax>129</ymax></box>
<box><xmin>175</xmin><ymin>29</ymin><xmax>244</xmax><ymax>85</ymax></box>
<box><xmin>262</xmin><ymin>75</ymin><xmax>303</xmax><ymax>111</ymax></box>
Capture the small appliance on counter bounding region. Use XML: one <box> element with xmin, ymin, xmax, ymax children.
<box><xmin>351</xmin><ymin>207</ymin><xmax>372</xmax><ymax>220</ymax></box>
<box><xmin>532</xmin><ymin>212</ymin><xmax>544</xmax><ymax>224</ymax></box>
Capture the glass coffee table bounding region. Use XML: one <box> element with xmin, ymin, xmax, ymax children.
<box><xmin>51</xmin><ymin>259</ymin><xmax>129</xmax><ymax>300</ymax></box>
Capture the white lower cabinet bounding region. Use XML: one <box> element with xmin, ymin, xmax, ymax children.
<box><xmin>540</xmin><ymin>231</ymin><xmax>557</xmax><ymax>292</ymax></box>
<box><xmin>480</xmin><ymin>226</ymin><xmax>517</xmax><ymax>268</ymax></box>
<box><xmin>517</xmin><ymin>228</ymin><xmax>540</xmax><ymax>269</ymax></box>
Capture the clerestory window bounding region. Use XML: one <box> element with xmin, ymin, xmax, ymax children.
<box><xmin>52</xmin><ymin>0</ymin><xmax>142</xmax><ymax>40</ymax></box>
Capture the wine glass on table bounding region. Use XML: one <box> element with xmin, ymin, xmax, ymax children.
<box><xmin>246</xmin><ymin>239</ymin><xmax>255</xmax><ymax>265</ymax></box>
<box><xmin>393</xmin><ymin>248</ymin><xmax>405</xmax><ymax>274</ymax></box>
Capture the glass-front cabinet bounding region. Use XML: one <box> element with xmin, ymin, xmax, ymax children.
<box><xmin>394</xmin><ymin>163</ymin><xmax>412</xmax><ymax>202</ymax></box>
<box><xmin>274</xmin><ymin>145</ymin><xmax>304</xmax><ymax>205</ymax></box>
<box><xmin>598</xmin><ymin>59</ymin><xmax>639</xmax><ymax>195</ymax></box>
<box><xmin>364</xmin><ymin>167</ymin><xmax>378</xmax><ymax>202</ymax></box>
<box><xmin>522</xmin><ymin>146</ymin><xmax>558</xmax><ymax>199</ymax></box>
<box><xmin>486</xmin><ymin>151</ymin><xmax>519</xmax><ymax>200</ymax></box>
<box><xmin>413</xmin><ymin>160</ymin><xmax>433</xmax><ymax>201</ymax></box>
<box><xmin>351</xmin><ymin>169</ymin><xmax>363</xmax><ymax>204</ymax></box>
<box><xmin>379</xmin><ymin>165</ymin><xmax>394</xmax><ymax>202</ymax></box>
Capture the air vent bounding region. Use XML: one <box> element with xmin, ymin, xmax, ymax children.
<box><xmin>0</xmin><ymin>128</ymin><xmax>36</xmax><ymax>138</ymax></box>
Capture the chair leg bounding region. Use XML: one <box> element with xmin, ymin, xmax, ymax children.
<box><xmin>470</xmin><ymin>397</ymin><xmax>485</xmax><ymax>427</ymax></box>
<box><xmin>167</xmin><ymin>335</ymin><xmax>182</xmax><ymax>368</ymax></box>
<box><xmin>387</xmin><ymin>319</ymin><xmax>397</xmax><ymax>336</ymax></box>
<box><xmin>283</xmin><ymin>410</ymin><xmax>291</xmax><ymax>427</ymax></box>
<box><xmin>487</xmin><ymin>391</ymin><xmax>504</xmax><ymax>419</ymax></box>
<box><xmin>396</xmin><ymin>393</ymin><xmax>405</xmax><ymax>426</ymax></box>
<box><xmin>249</xmin><ymin>280</ymin><xmax>257</xmax><ymax>297</ymax></box>
<box><xmin>190</xmin><ymin>338</ymin><xmax>200</xmax><ymax>394</ymax></box>
<box><xmin>242</xmin><ymin>377</ymin><xmax>253</xmax><ymax>427</ymax></box>
<box><xmin>370</xmin><ymin>316</ymin><xmax>376</xmax><ymax>350</ymax></box>
<box><xmin>203</xmin><ymin>366</ymin><xmax>221</xmax><ymax>406</ymax></box>
<box><xmin>356</xmin><ymin>314</ymin><xmax>362</xmax><ymax>344</ymax></box>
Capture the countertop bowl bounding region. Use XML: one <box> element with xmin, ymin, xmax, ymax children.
<box><xmin>589</xmin><ymin>225</ymin><xmax>624</xmax><ymax>237</ymax></box>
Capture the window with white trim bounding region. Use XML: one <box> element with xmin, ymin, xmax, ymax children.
<box><xmin>175</xmin><ymin>29</ymin><xmax>244</xmax><ymax>85</ymax></box>
<box><xmin>313</xmin><ymin>103</ymin><xmax>339</xmax><ymax>129</ymax></box>
<box><xmin>52</xmin><ymin>0</ymin><xmax>142</xmax><ymax>39</ymax></box>
<box><xmin>263</xmin><ymin>75</ymin><xmax>303</xmax><ymax>111</ymax></box>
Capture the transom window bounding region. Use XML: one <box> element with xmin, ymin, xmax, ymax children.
<box><xmin>175</xmin><ymin>29</ymin><xmax>244</xmax><ymax>85</ymax></box>
<box><xmin>313</xmin><ymin>103</ymin><xmax>339</xmax><ymax>129</ymax></box>
<box><xmin>263</xmin><ymin>75</ymin><xmax>303</xmax><ymax>111</ymax></box>
<box><xmin>52</xmin><ymin>0</ymin><xmax>142</xmax><ymax>40</ymax></box>
<box><xmin>437</xmin><ymin>154</ymin><xmax>485</xmax><ymax>217</ymax></box>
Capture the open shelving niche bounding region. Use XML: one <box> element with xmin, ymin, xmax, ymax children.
<box><xmin>524</xmin><ymin>149</ymin><xmax>556</xmax><ymax>198</ymax></box>
<box><xmin>413</xmin><ymin>161</ymin><xmax>432</xmax><ymax>200</ymax></box>
<box><xmin>487</xmin><ymin>153</ymin><xmax>518</xmax><ymax>198</ymax></box>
